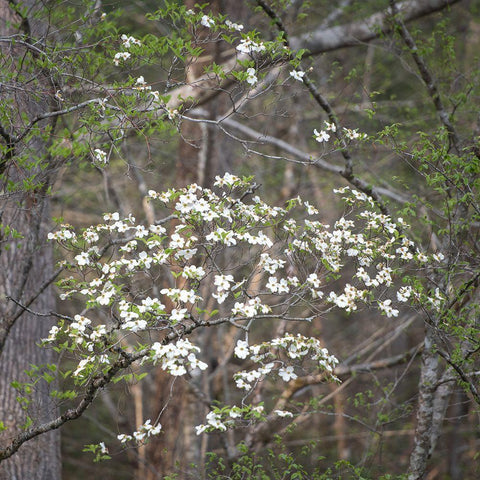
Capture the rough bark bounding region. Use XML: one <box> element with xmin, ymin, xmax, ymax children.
<box><xmin>0</xmin><ymin>0</ymin><xmax>60</xmax><ymax>478</ymax></box>
<box><xmin>0</xmin><ymin>202</ymin><xmax>60</xmax><ymax>480</ymax></box>
<box><xmin>406</xmin><ymin>329</ymin><xmax>440</xmax><ymax>480</ymax></box>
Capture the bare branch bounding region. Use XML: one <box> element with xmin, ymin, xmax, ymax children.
<box><xmin>290</xmin><ymin>0</ymin><xmax>462</xmax><ymax>55</ymax></box>
<box><xmin>389</xmin><ymin>0</ymin><xmax>460</xmax><ymax>152</ymax></box>
<box><xmin>436</xmin><ymin>348</ymin><xmax>480</xmax><ymax>405</ymax></box>
<box><xmin>219</xmin><ymin>116</ymin><xmax>410</xmax><ymax>204</ymax></box>
<box><xmin>15</xmin><ymin>99</ymin><xmax>121</xmax><ymax>144</ymax></box>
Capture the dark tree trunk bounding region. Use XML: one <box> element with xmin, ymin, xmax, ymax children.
<box><xmin>0</xmin><ymin>1</ymin><xmax>61</xmax><ymax>477</ymax></box>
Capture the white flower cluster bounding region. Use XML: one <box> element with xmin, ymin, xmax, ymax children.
<box><xmin>121</xmin><ymin>34</ymin><xmax>141</xmax><ymax>49</ymax></box>
<box><xmin>47</xmin><ymin>225</ymin><xmax>76</xmax><ymax>241</ymax></box>
<box><xmin>181</xmin><ymin>264</ymin><xmax>205</xmax><ymax>280</ymax></box>
<box><xmin>236</xmin><ymin>38</ymin><xmax>266</xmax><ymax>55</ymax></box>
<box><xmin>43</xmin><ymin>314</ymin><xmax>108</xmax><ymax>351</ymax></box>
<box><xmin>313</xmin><ymin>120</ymin><xmax>337</xmax><ymax>143</ymax></box>
<box><xmin>194</xmin><ymin>334</ymin><xmax>338</xmax><ymax>435</ymax></box>
<box><xmin>118</xmin><ymin>297</ymin><xmax>166</xmax><ymax>332</ymax></box>
<box><xmin>195</xmin><ymin>404</ymin><xmax>264</xmax><ymax>435</ymax></box>
<box><xmin>113</xmin><ymin>34</ymin><xmax>141</xmax><ymax>66</ymax></box>
<box><xmin>275</xmin><ymin>409</ymin><xmax>294</xmax><ymax>417</ymax></box>
<box><xmin>205</xmin><ymin>227</ymin><xmax>235</xmax><ymax>246</ymax></box>
<box><xmin>233</xmin><ymin>333</ymin><xmax>339</xmax><ymax>392</ymax></box>
<box><xmin>75</xmin><ymin>251</ymin><xmax>91</xmax><ymax>266</ymax></box>
<box><xmin>93</xmin><ymin>148</ymin><xmax>108</xmax><ymax>165</ymax></box>
<box><xmin>333</xmin><ymin>186</ymin><xmax>374</xmax><ymax>207</ymax></box>
<box><xmin>113</xmin><ymin>51</ymin><xmax>131</xmax><ymax>66</ymax></box>
<box><xmin>378</xmin><ymin>299</ymin><xmax>399</xmax><ymax>318</ymax></box>
<box><xmin>314</xmin><ymin>129</ymin><xmax>330</xmax><ymax>143</ymax></box>
<box><xmin>71</xmin><ymin>351</ymin><xmax>111</xmax><ymax>377</ymax></box>
<box><xmin>117</xmin><ymin>419</ymin><xmax>161</xmax><ymax>444</ymax></box>
<box><xmin>48</xmin><ymin>176</ymin><xmax>435</xmax><ymax>356</ymax></box>
<box><xmin>195</xmin><ymin>411</ymin><xmax>227</xmax><ymax>435</ymax></box>
<box><xmin>327</xmin><ymin>284</ymin><xmax>366</xmax><ymax>312</ymax></box>
<box><xmin>201</xmin><ymin>14</ymin><xmax>215</xmax><ymax>28</ymax></box>
<box><xmin>232</xmin><ymin>297</ymin><xmax>271</xmax><ymax>317</ymax></box>
<box><xmin>214</xmin><ymin>172</ymin><xmax>240</xmax><ymax>187</ymax></box>
<box><xmin>266</xmin><ymin>276</ymin><xmax>289</xmax><ymax>294</ymax></box>
<box><xmin>134</xmin><ymin>76</ymin><xmax>151</xmax><ymax>91</ymax></box>
<box><xmin>160</xmin><ymin>287</ymin><xmax>198</xmax><ymax>304</ymax></box>
<box><xmin>259</xmin><ymin>253</ymin><xmax>285</xmax><ymax>274</ymax></box>
<box><xmin>47</xmin><ymin>173</ymin><xmax>440</xmax><ymax>425</ymax></box>
<box><xmin>427</xmin><ymin>287</ymin><xmax>446</xmax><ymax>311</ymax></box>
<box><xmin>397</xmin><ymin>285</ymin><xmax>413</xmax><ymax>302</ymax></box>
<box><xmin>290</xmin><ymin>70</ymin><xmax>305</xmax><ymax>82</ymax></box>
<box><xmin>313</xmin><ymin>123</ymin><xmax>365</xmax><ymax>143</ymax></box>
<box><xmin>343</xmin><ymin>127</ymin><xmax>364</xmax><ymax>140</ymax></box>
<box><xmin>225</xmin><ymin>20</ymin><xmax>244</xmax><ymax>31</ymax></box>
<box><xmin>149</xmin><ymin>338</ymin><xmax>207</xmax><ymax>376</ymax></box>
<box><xmin>360</xmin><ymin>210</ymin><xmax>398</xmax><ymax>235</ymax></box>
<box><xmin>212</xmin><ymin>274</ymin><xmax>234</xmax><ymax>304</ymax></box>
<box><xmin>246</xmin><ymin>67</ymin><xmax>258</xmax><ymax>86</ymax></box>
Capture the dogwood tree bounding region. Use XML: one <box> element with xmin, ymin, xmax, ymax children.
<box><xmin>1</xmin><ymin>1</ymin><xmax>479</xmax><ymax>479</ymax></box>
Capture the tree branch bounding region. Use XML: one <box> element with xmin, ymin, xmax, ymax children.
<box><xmin>0</xmin><ymin>309</ymin><xmax>275</xmax><ymax>461</ymax></box>
<box><xmin>435</xmin><ymin>348</ymin><xmax>480</xmax><ymax>405</ymax></box>
<box><xmin>290</xmin><ymin>0</ymin><xmax>461</xmax><ymax>55</ymax></box>
<box><xmin>165</xmin><ymin>0</ymin><xmax>461</xmax><ymax>111</ymax></box>
<box><xmin>389</xmin><ymin>0</ymin><xmax>460</xmax><ymax>152</ymax></box>
<box><xmin>15</xmin><ymin>98</ymin><xmax>121</xmax><ymax>144</ymax></box>
<box><xmin>218</xmin><ymin>116</ymin><xmax>410</xmax><ymax>204</ymax></box>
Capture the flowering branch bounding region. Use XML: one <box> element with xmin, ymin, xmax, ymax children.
<box><xmin>14</xmin><ymin>173</ymin><xmax>439</xmax><ymax>457</ymax></box>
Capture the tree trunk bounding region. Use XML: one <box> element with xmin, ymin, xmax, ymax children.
<box><xmin>0</xmin><ymin>202</ymin><xmax>60</xmax><ymax>480</ymax></box>
<box><xmin>0</xmin><ymin>1</ymin><xmax>60</xmax><ymax>477</ymax></box>
<box><xmin>407</xmin><ymin>328</ymin><xmax>440</xmax><ymax>480</ymax></box>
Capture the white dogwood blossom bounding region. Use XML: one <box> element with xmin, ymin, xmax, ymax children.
<box><xmin>225</xmin><ymin>20</ymin><xmax>244</xmax><ymax>31</ymax></box>
<box><xmin>200</xmin><ymin>14</ymin><xmax>215</xmax><ymax>28</ymax></box>
<box><xmin>290</xmin><ymin>70</ymin><xmax>305</xmax><ymax>81</ymax></box>
<box><xmin>236</xmin><ymin>38</ymin><xmax>266</xmax><ymax>54</ymax></box>
<box><xmin>113</xmin><ymin>51</ymin><xmax>131</xmax><ymax>65</ymax></box>
<box><xmin>246</xmin><ymin>67</ymin><xmax>258</xmax><ymax>85</ymax></box>
<box><xmin>314</xmin><ymin>128</ymin><xmax>330</xmax><ymax>143</ymax></box>
<box><xmin>121</xmin><ymin>34</ymin><xmax>141</xmax><ymax>48</ymax></box>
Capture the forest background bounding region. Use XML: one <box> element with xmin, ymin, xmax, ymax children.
<box><xmin>1</xmin><ymin>0</ymin><xmax>479</xmax><ymax>479</ymax></box>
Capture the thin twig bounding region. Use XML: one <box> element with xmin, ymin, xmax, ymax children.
<box><xmin>389</xmin><ymin>0</ymin><xmax>460</xmax><ymax>152</ymax></box>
